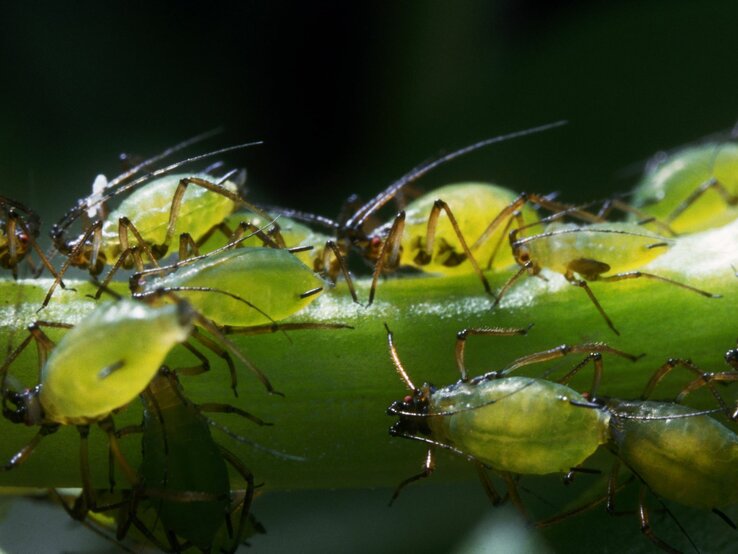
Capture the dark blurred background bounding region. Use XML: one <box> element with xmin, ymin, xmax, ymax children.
<box><xmin>2</xmin><ymin>1</ymin><xmax>737</xmax><ymax>230</ymax></box>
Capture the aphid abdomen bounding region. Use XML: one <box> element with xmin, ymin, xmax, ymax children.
<box><xmin>100</xmin><ymin>173</ymin><xmax>237</xmax><ymax>259</ymax></box>
<box><xmin>429</xmin><ymin>377</ymin><xmax>609</xmax><ymax>475</ymax></box>
<box><xmin>140</xmin><ymin>373</ymin><xmax>230</xmax><ymax>550</ymax></box>
<box><xmin>531</xmin><ymin>222</ymin><xmax>669</xmax><ymax>276</ymax></box>
<box><xmin>633</xmin><ymin>143</ymin><xmax>738</xmax><ymax>234</ymax></box>
<box><xmin>608</xmin><ymin>400</ymin><xmax>738</xmax><ymax>509</ymax></box>
<box><xmin>401</xmin><ymin>183</ymin><xmax>538</xmax><ymax>274</ymax></box>
<box><xmin>39</xmin><ymin>300</ymin><xmax>192</xmax><ymax>425</ymax></box>
<box><xmin>141</xmin><ymin>247</ymin><xmax>325</xmax><ymax>326</ymax></box>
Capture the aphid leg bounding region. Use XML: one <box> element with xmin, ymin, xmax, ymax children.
<box><xmin>7</xmin><ymin>210</ymin><xmax>62</xmax><ymax>279</ymax></box>
<box><xmin>637</xmin><ymin>486</ymin><xmax>685</xmax><ymax>554</ymax></box>
<box><xmin>501</xmin><ymin>472</ymin><xmax>531</xmax><ymax>523</ymax></box>
<box><xmin>454</xmin><ymin>326</ymin><xmax>532</xmax><ymax>382</ymax></box>
<box><xmin>389</xmin><ymin>447</ymin><xmax>435</xmax><ymax>506</ymax></box>
<box><xmin>558</xmin><ymin>353</ymin><xmax>604</xmax><ymax>398</ymax></box>
<box><xmin>562</xmin><ymin>273</ymin><xmax>620</xmax><ymax>335</ymax></box>
<box><xmin>419</xmin><ymin>200</ymin><xmax>493</xmax><ymax>298</ymax></box>
<box><xmin>492</xmin><ymin>260</ymin><xmax>531</xmax><ymax>309</ymax></box>
<box><xmin>98</xmin><ymin>418</ymin><xmax>139</xmax><ymax>487</ymax></box>
<box><xmin>369</xmin><ymin>211</ymin><xmax>406</xmax><ymax>306</ymax></box>
<box><xmin>596</xmin><ymin>198</ymin><xmax>677</xmax><ymax>236</ymax></box>
<box><xmin>483</xmin><ymin>210</ymin><xmax>525</xmax><ymax>271</ymax></box>
<box><xmin>179</xmin><ymin>331</ymin><xmax>237</xmax><ymax>396</ymax></box>
<box><xmin>667</xmin><ymin>176</ymin><xmax>738</xmax><ymax>225</ymax></box>
<box><xmin>93</xmin><ymin>245</ymin><xmax>147</xmax><ymax>300</ymax></box>
<box><xmin>219</xmin><ymin>446</ymin><xmax>256</xmax><ymax>550</ymax></box>
<box><xmin>178</xmin><ymin>232</ymin><xmax>200</xmax><ymax>259</ymax></box>
<box><xmin>227</xmin><ymin>220</ymin><xmax>284</xmax><ymax>249</ymax></box>
<box><xmin>197</xmin><ymin>402</ymin><xmax>272</xmax><ymax>427</ymax></box>
<box><xmin>117</xmin><ymin>216</ymin><xmax>161</xmax><ymax>267</ymax></box>
<box><xmin>159</xmin><ymin>176</ymin><xmax>285</xmax><ymax>254</ymax></box>
<box><xmin>474</xmin><ymin>463</ymin><xmax>503</xmax><ymax>505</ymax></box>
<box><xmin>1</xmin><ymin>425</ymin><xmax>59</xmax><ymax>470</ymax></box>
<box><xmin>494</xmin><ymin>342</ymin><xmax>640</xmax><ymax>380</ymax></box>
<box><xmin>323</xmin><ymin>240</ymin><xmax>359</xmax><ymax>304</ymax></box>
<box><xmin>597</xmin><ymin>270</ymin><xmax>720</xmax><ymax>299</ymax></box>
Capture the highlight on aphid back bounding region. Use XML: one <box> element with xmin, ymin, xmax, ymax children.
<box><xmin>0</xmin><ymin>123</ymin><xmax>735</xmax><ymax>553</ymax></box>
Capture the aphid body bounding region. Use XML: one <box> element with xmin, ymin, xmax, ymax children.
<box><xmin>632</xmin><ymin>142</ymin><xmax>738</xmax><ymax>234</ymax></box>
<box><xmin>605</xmin><ymin>399</ymin><xmax>738</xmax><ymax>510</ymax></box>
<box><xmin>388</xmin><ymin>182</ymin><xmax>538</xmax><ymax>275</ymax></box>
<box><xmin>133</xmin><ymin>246</ymin><xmax>325</xmax><ymax>327</ymax></box>
<box><xmin>8</xmin><ymin>299</ymin><xmax>193</xmax><ymax>426</ymax></box>
<box><xmin>0</xmin><ymin>195</ymin><xmax>58</xmax><ymax>278</ymax></box>
<box><xmin>131</xmin><ymin>368</ymin><xmax>252</xmax><ymax>552</ymax></box>
<box><xmin>403</xmin><ymin>376</ymin><xmax>609</xmax><ymax>475</ymax></box>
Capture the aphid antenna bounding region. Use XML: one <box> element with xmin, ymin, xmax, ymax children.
<box><xmin>610</xmin><ymin>407</ymin><xmax>723</xmax><ymax>421</ymax></box>
<box><xmin>258</xmin><ymin>204</ymin><xmax>341</xmax><ymax>232</ymax></box>
<box><xmin>205</xmin><ymin>417</ymin><xmax>307</xmax><ymax>462</ymax></box>
<box><xmin>511</xmin><ymin>225</ymin><xmax>675</xmax><ymax>249</ymax></box>
<box><xmin>346</xmin><ymin>120</ymin><xmax>569</xmax><ymax>232</ymax></box>
<box><xmin>384</xmin><ymin>323</ymin><xmax>416</xmax><ymax>392</ymax></box>
<box><xmin>649</xmin><ymin>490</ymin><xmax>702</xmax><ymax>554</ymax></box>
<box><xmin>391</xmin><ymin>430</ymin><xmax>483</xmax><ymax>466</ymax></box>
<box><xmin>93</xmin><ymin>127</ymin><xmax>224</xmax><ymax>197</ymax></box>
<box><xmin>53</xmin><ymin>140</ymin><xmax>264</xmax><ymax>236</ymax></box>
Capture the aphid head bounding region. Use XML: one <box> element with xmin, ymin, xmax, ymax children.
<box><xmin>725</xmin><ymin>347</ymin><xmax>738</xmax><ymax>370</ymax></box>
<box><xmin>387</xmin><ymin>383</ymin><xmax>434</xmax><ymax>438</ymax></box>
<box><xmin>512</xmin><ymin>242</ymin><xmax>540</xmax><ymax>274</ymax></box>
<box><xmin>2</xmin><ymin>385</ymin><xmax>44</xmax><ymax>426</ymax></box>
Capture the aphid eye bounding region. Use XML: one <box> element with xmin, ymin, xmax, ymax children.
<box><xmin>519</xmin><ymin>252</ymin><xmax>530</xmax><ymax>263</ymax></box>
<box><xmin>371</xmin><ymin>237</ymin><xmax>382</xmax><ymax>248</ymax></box>
<box><xmin>16</xmin><ymin>232</ymin><xmax>30</xmax><ymax>246</ymax></box>
<box><xmin>403</xmin><ymin>395</ymin><xmax>413</xmax><ymax>404</ymax></box>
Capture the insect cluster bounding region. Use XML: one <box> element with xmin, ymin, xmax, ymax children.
<box><xmin>0</xmin><ymin>124</ymin><xmax>735</xmax><ymax>552</ymax></box>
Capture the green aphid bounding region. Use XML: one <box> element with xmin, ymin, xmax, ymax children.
<box><xmin>115</xmin><ymin>367</ymin><xmax>257</xmax><ymax>553</ymax></box>
<box><xmin>497</xmin><ymin>219</ymin><xmax>720</xmax><ymax>335</ymax></box>
<box><xmin>131</xmin><ymin>245</ymin><xmax>326</xmax><ymax>327</ymax></box>
<box><xmin>44</xmin><ymin>133</ymin><xmax>277</xmax><ymax>308</ymax></box>
<box><xmin>385</xmin><ymin>324</ymin><xmax>638</xmax><ymax>508</ymax></box>
<box><xmin>632</xmin><ymin>142</ymin><xmax>738</xmax><ymax>235</ymax></box>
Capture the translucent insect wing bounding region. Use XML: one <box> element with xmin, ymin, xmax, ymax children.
<box><xmin>428</xmin><ymin>377</ymin><xmax>610</xmax><ymax>475</ymax></box>
<box><xmin>39</xmin><ymin>301</ymin><xmax>191</xmax><ymax>424</ymax></box>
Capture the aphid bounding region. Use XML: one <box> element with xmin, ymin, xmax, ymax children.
<box><xmin>274</xmin><ymin>121</ymin><xmax>595</xmax><ymax>304</ymax></box>
<box><xmin>44</xmin><ymin>135</ymin><xmax>278</xmax><ymax>308</ymax></box>
<box><xmin>385</xmin><ymin>324</ymin><xmax>639</xmax><ymax>507</ymax></box>
<box><xmin>632</xmin><ymin>141</ymin><xmax>738</xmax><ymax>235</ymax></box>
<box><xmin>113</xmin><ymin>367</ymin><xmax>258</xmax><ymax>553</ymax></box>
<box><xmin>129</xmin><ymin>242</ymin><xmax>327</xmax><ymax>328</ymax></box>
<box><xmin>545</xmin><ymin>359</ymin><xmax>738</xmax><ymax>553</ymax></box>
<box><xmin>0</xmin><ymin>195</ymin><xmax>59</xmax><ymax>278</ymax></box>
<box><xmin>0</xmin><ymin>294</ymin><xmax>274</xmax><ymax>478</ymax></box>
<box><xmin>496</xmin><ymin>220</ymin><xmax>721</xmax><ymax>335</ymax></box>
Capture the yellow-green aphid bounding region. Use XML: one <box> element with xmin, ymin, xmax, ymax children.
<box><xmin>123</xmin><ymin>368</ymin><xmax>254</xmax><ymax>553</ymax></box>
<box><xmin>385</xmin><ymin>325</ymin><xmax>637</xmax><ymax>506</ymax></box>
<box><xmin>0</xmin><ymin>298</ymin><xmax>195</xmax><ymax>472</ymax></box>
<box><xmin>632</xmin><ymin>142</ymin><xmax>738</xmax><ymax>234</ymax></box>
<box><xmin>397</xmin><ymin>183</ymin><xmax>538</xmax><ymax>274</ymax></box>
<box><xmin>98</xmin><ymin>172</ymin><xmax>238</xmax><ymax>259</ymax></box>
<box><xmin>45</xmin><ymin>138</ymin><xmax>272</xmax><ymax>308</ymax></box>
<box><xmin>500</xmin><ymin>221</ymin><xmax>720</xmax><ymax>334</ymax></box>
<box><xmin>132</xmin><ymin>246</ymin><xmax>325</xmax><ymax>327</ymax></box>
<box><xmin>40</xmin><ymin>300</ymin><xmax>193</xmax><ymax>424</ymax></box>
<box><xmin>591</xmin><ymin>360</ymin><xmax>738</xmax><ymax>553</ymax></box>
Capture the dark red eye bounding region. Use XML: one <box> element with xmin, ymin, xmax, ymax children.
<box><xmin>371</xmin><ymin>237</ymin><xmax>382</xmax><ymax>247</ymax></box>
<box><xmin>403</xmin><ymin>395</ymin><xmax>413</xmax><ymax>404</ymax></box>
<box><xmin>17</xmin><ymin>232</ymin><xmax>30</xmax><ymax>246</ymax></box>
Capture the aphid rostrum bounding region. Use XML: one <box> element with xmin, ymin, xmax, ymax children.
<box><xmin>385</xmin><ymin>324</ymin><xmax>639</xmax><ymax>508</ymax></box>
